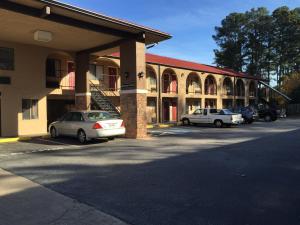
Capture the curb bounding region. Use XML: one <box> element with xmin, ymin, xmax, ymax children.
<box><xmin>0</xmin><ymin>134</ymin><xmax>50</xmax><ymax>144</ymax></box>
<box><xmin>147</xmin><ymin>123</ymin><xmax>179</xmax><ymax>129</ymax></box>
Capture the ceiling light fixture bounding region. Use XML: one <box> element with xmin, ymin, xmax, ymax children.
<box><xmin>34</xmin><ymin>30</ymin><xmax>53</xmax><ymax>43</ymax></box>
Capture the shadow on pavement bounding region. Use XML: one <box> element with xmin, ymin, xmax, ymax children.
<box><xmin>1</xmin><ymin>128</ymin><xmax>300</xmax><ymax>225</ymax></box>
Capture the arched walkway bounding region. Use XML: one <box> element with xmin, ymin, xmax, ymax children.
<box><xmin>249</xmin><ymin>81</ymin><xmax>256</xmax><ymax>97</ymax></box>
<box><xmin>162</xmin><ymin>69</ymin><xmax>178</xmax><ymax>94</ymax></box>
<box><xmin>205</xmin><ymin>75</ymin><xmax>217</xmax><ymax>95</ymax></box>
<box><xmin>146</xmin><ymin>66</ymin><xmax>157</xmax><ymax>93</ymax></box>
<box><xmin>186</xmin><ymin>73</ymin><xmax>201</xmax><ymax>94</ymax></box>
<box><xmin>222</xmin><ymin>77</ymin><xmax>233</xmax><ymax>95</ymax></box>
<box><xmin>236</xmin><ymin>79</ymin><xmax>245</xmax><ymax>96</ymax></box>
<box><xmin>46</xmin><ymin>52</ymin><xmax>74</xmax><ymax>89</ymax></box>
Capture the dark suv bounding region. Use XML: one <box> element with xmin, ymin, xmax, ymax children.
<box><xmin>239</xmin><ymin>106</ymin><xmax>256</xmax><ymax>124</ymax></box>
<box><xmin>256</xmin><ymin>103</ymin><xmax>278</xmax><ymax>122</ymax></box>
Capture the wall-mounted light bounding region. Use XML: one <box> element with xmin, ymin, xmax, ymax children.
<box><xmin>34</xmin><ymin>30</ymin><xmax>53</xmax><ymax>42</ymax></box>
<box><xmin>138</xmin><ymin>72</ymin><xmax>145</xmax><ymax>78</ymax></box>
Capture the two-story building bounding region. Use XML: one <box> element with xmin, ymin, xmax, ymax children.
<box><xmin>0</xmin><ymin>0</ymin><xmax>262</xmax><ymax>138</ymax></box>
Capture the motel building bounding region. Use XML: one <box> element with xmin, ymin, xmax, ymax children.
<box><xmin>0</xmin><ymin>0</ymin><xmax>263</xmax><ymax>139</ymax></box>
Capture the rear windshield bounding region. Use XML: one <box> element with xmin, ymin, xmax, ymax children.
<box><xmin>220</xmin><ymin>109</ymin><xmax>234</xmax><ymax>115</ymax></box>
<box><xmin>85</xmin><ymin>112</ymin><xmax>113</xmax><ymax>121</ymax></box>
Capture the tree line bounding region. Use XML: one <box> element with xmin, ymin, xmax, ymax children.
<box><xmin>213</xmin><ymin>6</ymin><xmax>300</xmax><ymax>87</ymax></box>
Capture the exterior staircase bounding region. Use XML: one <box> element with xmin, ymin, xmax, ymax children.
<box><xmin>90</xmin><ymin>81</ymin><xmax>121</xmax><ymax>118</ymax></box>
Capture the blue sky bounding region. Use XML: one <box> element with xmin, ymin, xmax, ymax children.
<box><xmin>63</xmin><ymin>0</ymin><xmax>300</xmax><ymax>66</ymax></box>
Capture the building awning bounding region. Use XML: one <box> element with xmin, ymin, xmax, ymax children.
<box><xmin>0</xmin><ymin>0</ymin><xmax>171</xmax><ymax>54</ymax></box>
<box><xmin>259</xmin><ymin>81</ymin><xmax>292</xmax><ymax>101</ymax></box>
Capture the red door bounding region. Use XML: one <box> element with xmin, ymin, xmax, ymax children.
<box><xmin>172</xmin><ymin>101</ymin><xmax>177</xmax><ymax>121</ymax></box>
<box><xmin>109</xmin><ymin>67</ymin><xmax>117</xmax><ymax>91</ymax></box>
<box><xmin>67</xmin><ymin>62</ymin><xmax>75</xmax><ymax>90</ymax></box>
<box><xmin>171</xmin><ymin>75</ymin><xmax>177</xmax><ymax>93</ymax></box>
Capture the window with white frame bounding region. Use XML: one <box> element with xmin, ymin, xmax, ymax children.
<box><xmin>46</xmin><ymin>58</ymin><xmax>61</xmax><ymax>77</ymax></box>
<box><xmin>22</xmin><ymin>99</ymin><xmax>38</xmax><ymax>120</ymax></box>
<box><xmin>89</xmin><ymin>64</ymin><xmax>104</xmax><ymax>80</ymax></box>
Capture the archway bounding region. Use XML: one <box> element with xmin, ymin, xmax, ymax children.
<box><xmin>222</xmin><ymin>77</ymin><xmax>233</xmax><ymax>95</ymax></box>
<box><xmin>162</xmin><ymin>69</ymin><xmax>178</xmax><ymax>94</ymax></box>
<box><xmin>186</xmin><ymin>73</ymin><xmax>201</xmax><ymax>94</ymax></box>
<box><xmin>146</xmin><ymin>66</ymin><xmax>157</xmax><ymax>93</ymax></box>
<box><xmin>205</xmin><ymin>75</ymin><xmax>217</xmax><ymax>95</ymax></box>
<box><xmin>249</xmin><ymin>80</ymin><xmax>256</xmax><ymax>97</ymax></box>
<box><xmin>236</xmin><ymin>79</ymin><xmax>245</xmax><ymax>96</ymax></box>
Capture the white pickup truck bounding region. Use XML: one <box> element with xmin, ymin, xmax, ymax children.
<box><xmin>181</xmin><ymin>108</ymin><xmax>244</xmax><ymax>128</ymax></box>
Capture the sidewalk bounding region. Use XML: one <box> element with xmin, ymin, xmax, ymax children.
<box><xmin>0</xmin><ymin>168</ymin><xmax>130</xmax><ymax>225</ymax></box>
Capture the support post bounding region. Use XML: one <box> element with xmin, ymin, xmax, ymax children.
<box><xmin>120</xmin><ymin>39</ymin><xmax>147</xmax><ymax>138</ymax></box>
<box><xmin>75</xmin><ymin>53</ymin><xmax>91</xmax><ymax>110</ymax></box>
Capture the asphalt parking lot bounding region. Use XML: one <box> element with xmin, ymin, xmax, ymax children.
<box><xmin>1</xmin><ymin>118</ymin><xmax>300</xmax><ymax>225</ymax></box>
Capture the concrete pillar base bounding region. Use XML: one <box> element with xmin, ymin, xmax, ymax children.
<box><xmin>75</xmin><ymin>94</ymin><xmax>91</xmax><ymax>110</ymax></box>
<box><xmin>121</xmin><ymin>93</ymin><xmax>147</xmax><ymax>139</ymax></box>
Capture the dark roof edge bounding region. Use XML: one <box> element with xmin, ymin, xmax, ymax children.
<box><xmin>38</xmin><ymin>0</ymin><xmax>172</xmax><ymax>39</ymax></box>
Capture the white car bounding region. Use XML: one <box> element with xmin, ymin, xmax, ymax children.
<box><xmin>181</xmin><ymin>108</ymin><xmax>244</xmax><ymax>128</ymax></box>
<box><xmin>49</xmin><ymin>111</ymin><xmax>125</xmax><ymax>143</ymax></box>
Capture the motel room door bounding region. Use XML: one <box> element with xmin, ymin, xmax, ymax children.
<box><xmin>171</xmin><ymin>101</ymin><xmax>177</xmax><ymax>121</ymax></box>
<box><xmin>108</xmin><ymin>67</ymin><xmax>117</xmax><ymax>91</ymax></box>
<box><xmin>163</xmin><ymin>101</ymin><xmax>170</xmax><ymax>122</ymax></box>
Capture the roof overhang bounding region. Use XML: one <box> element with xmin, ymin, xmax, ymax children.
<box><xmin>0</xmin><ymin>0</ymin><xmax>171</xmax><ymax>54</ymax></box>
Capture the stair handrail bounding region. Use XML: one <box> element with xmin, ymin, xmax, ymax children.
<box><xmin>89</xmin><ymin>80</ymin><xmax>120</xmax><ymax>114</ymax></box>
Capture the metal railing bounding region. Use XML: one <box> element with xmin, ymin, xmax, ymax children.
<box><xmin>89</xmin><ymin>80</ymin><xmax>120</xmax><ymax>114</ymax></box>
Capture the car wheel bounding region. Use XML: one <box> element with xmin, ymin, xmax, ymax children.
<box><xmin>50</xmin><ymin>127</ymin><xmax>58</xmax><ymax>139</ymax></box>
<box><xmin>108</xmin><ymin>137</ymin><xmax>115</xmax><ymax>141</ymax></box>
<box><xmin>264</xmin><ymin>114</ymin><xmax>272</xmax><ymax>122</ymax></box>
<box><xmin>78</xmin><ymin>130</ymin><xmax>87</xmax><ymax>144</ymax></box>
<box><xmin>182</xmin><ymin>118</ymin><xmax>190</xmax><ymax>126</ymax></box>
<box><xmin>214</xmin><ymin>120</ymin><xmax>223</xmax><ymax>128</ymax></box>
<box><xmin>248</xmin><ymin>119</ymin><xmax>254</xmax><ymax>124</ymax></box>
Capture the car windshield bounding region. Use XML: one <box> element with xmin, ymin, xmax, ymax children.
<box><xmin>85</xmin><ymin>112</ymin><xmax>113</xmax><ymax>121</ymax></box>
<box><xmin>221</xmin><ymin>109</ymin><xmax>234</xmax><ymax>115</ymax></box>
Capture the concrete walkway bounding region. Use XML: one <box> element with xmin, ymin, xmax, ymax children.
<box><xmin>0</xmin><ymin>168</ymin><xmax>129</xmax><ymax>225</ymax></box>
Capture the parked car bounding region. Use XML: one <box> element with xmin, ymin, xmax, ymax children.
<box><xmin>256</xmin><ymin>104</ymin><xmax>278</xmax><ymax>122</ymax></box>
<box><xmin>181</xmin><ymin>108</ymin><xmax>244</xmax><ymax>128</ymax></box>
<box><xmin>239</xmin><ymin>106</ymin><xmax>257</xmax><ymax>124</ymax></box>
<box><xmin>49</xmin><ymin>111</ymin><xmax>126</xmax><ymax>143</ymax></box>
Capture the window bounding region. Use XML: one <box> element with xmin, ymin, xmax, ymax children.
<box><xmin>22</xmin><ymin>99</ymin><xmax>38</xmax><ymax>120</ymax></box>
<box><xmin>46</xmin><ymin>58</ymin><xmax>61</xmax><ymax>77</ymax></box>
<box><xmin>86</xmin><ymin>112</ymin><xmax>113</xmax><ymax>121</ymax></box>
<box><xmin>71</xmin><ymin>112</ymin><xmax>84</xmax><ymax>122</ymax></box>
<box><xmin>194</xmin><ymin>109</ymin><xmax>203</xmax><ymax>115</ymax></box>
<box><xmin>62</xmin><ymin>112</ymin><xmax>73</xmax><ymax>121</ymax></box>
<box><xmin>89</xmin><ymin>64</ymin><xmax>104</xmax><ymax>80</ymax></box>
<box><xmin>0</xmin><ymin>47</ymin><xmax>14</xmax><ymax>70</ymax></box>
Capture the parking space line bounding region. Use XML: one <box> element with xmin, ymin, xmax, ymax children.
<box><xmin>35</xmin><ymin>138</ymin><xmax>81</xmax><ymax>148</ymax></box>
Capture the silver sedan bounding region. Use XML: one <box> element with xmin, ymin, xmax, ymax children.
<box><xmin>49</xmin><ymin>111</ymin><xmax>126</xmax><ymax>143</ymax></box>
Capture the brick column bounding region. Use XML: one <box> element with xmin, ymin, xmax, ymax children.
<box><xmin>120</xmin><ymin>39</ymin><xmax>147</xmax><ymax>138</ymax></box>
<box><xmin>75</xmin><ymin>53</ymin><xmax>91</xmax><ymax>110</ymax></box>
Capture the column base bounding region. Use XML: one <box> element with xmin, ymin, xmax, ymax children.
<box><xmin>121</xmin><ymin>93</ymin><xmax>147</xmax><ymax>139</ymax></box>
<box><xmin>75</xmin><ymin>94</ymin><xmax>91</xmax><ymax>110</ymax></box>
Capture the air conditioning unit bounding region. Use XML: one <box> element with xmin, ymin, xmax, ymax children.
<box><xmin>34</xmin><ymin>30</ymin><xmax>53</xmax><ymax>42</ymax></box>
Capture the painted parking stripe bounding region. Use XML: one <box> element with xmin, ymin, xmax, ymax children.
<box><xmin>35</xmin><ymin>138</ymin><xmax>81</xmax><ymax>148</ymax></box>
